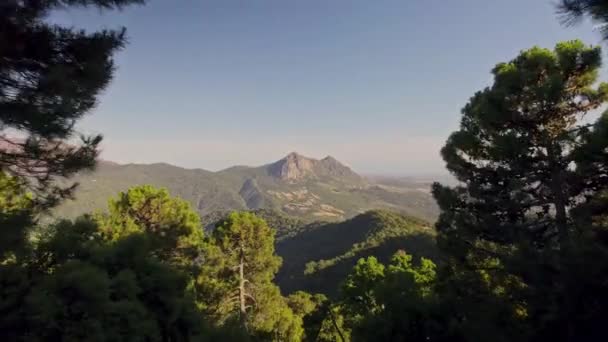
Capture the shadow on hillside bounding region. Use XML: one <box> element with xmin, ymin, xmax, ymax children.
<box><xmin>276</xmin><ymin>233</ymin><xmax>438</xmax><ymax>297</ymax></box>
<box><xmin>275</xmin><ymin>217</ymin><xmax>377</xmax><ymax>280</ymax></box>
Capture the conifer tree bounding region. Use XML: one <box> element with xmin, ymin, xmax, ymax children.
<box><xmin>0</xmin><ymin>0</ymin><xmax>143</xmax><ymax>206</ymax></box>
<box><xmin>433</xmin><ymin>40</ymin><xmax>608</xmax><ymax>257</ymax></box>
<box><xmin>24</xmin><ymin>220</ymin><xmax>212</xmax><ymax>342</ymax></box>
<box><xmin>558</xmin><ymin>0</ymin><xmax>608</xmax><ymax>40</ymax></box>
<box><xmin>208</xmin><ymin>212</ymin><xmax>303</xmax><ymax>340</ymax></box>
<box><xmin>432</xmin><ymin>40</ymin><xmax>608</xmax><ymax>341</ymax></box>
<box><xmin>95</xmin><ymin>185</ymin><xmax>205</xmax><ymax>268</ymax></box>
<box><xmin>0</xmin><ymin>172</ymin><xmax>34</xmax><ymax>258</ymax></box>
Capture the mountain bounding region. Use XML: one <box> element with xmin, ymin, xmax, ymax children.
<box><xmin>52</xmin><ymin>153</ymin><xmax>439</xmax><ymax>222</ymax></box>
<box><xmin>274</xmin><ymin>210</ymin><xmax>439</xmax><ymax>296</ymax></box>
<box><xmin>268</xmin><ymin>152</ymin><xmax>364</xmax><ymax>183</ymax></box>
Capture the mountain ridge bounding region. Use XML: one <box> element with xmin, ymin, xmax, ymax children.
<box><xmin>53</xmin><ymin>152</ymin><xmax>439</xmax><ymax>222</ymax></box>
<box><xmin>275</xmin><ymin>209</ymin><xmax>439</xmax><ymax>296</ymax></box>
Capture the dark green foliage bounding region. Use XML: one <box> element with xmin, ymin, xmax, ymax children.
<box><xmin>204</xmin><ymin>208</ymin><xmax>307</xmax><ymax>241</ymax></box>
<box><xmin>573</xmin><ymin>110</ymin><xmax>608</xmax><ymax>193</ymax></box>
<box><xmin>0</xmin><ymin>172</ymin><xmax>34</xmax><ymax>259</ymax></box>
<box><xmin>431</xmin><ymin>256</ymin><xmax>529</xmax><ymax>342</ymax></box>
<box><xmin>250</xmin><ymin>208</ymin><xmax>308</xmax><ymax>240</ymax></box>
<box><xmin>0</xmin><ymin>0</ymin><xmax>142</xmax><ymax>206</ymax></box>
<box><xmin>517</xmin><ymin>190</ymin><xmax>608</xmax><ymax>341</ymax></box>
<box><xmin>28</xmin><ymin>224</ymin><xmax>209</xmax><ymax>341</ymax></box>
<box><xmin>211</xmin><ymin>212</ymin><xmax>282</xmax><ymax>293</ymax></box>
<box><xmin>202</xmin><ymin>211</ymin><xmax>304</xmax><ymax>340</ymax></box>
<box><xmin>558</xmin><ymin>0</ymin><xmax>608</xmax><ymax>39</ymax></box>
<box><xmin>94</xmin><ymin>185</ymin><xmax>205</xmax><ymax>268</ymax></box>
<box><xmin>430</xmin><ymin>40</ymin><xmax>608</xmax><ymax>341</ymax></box>
<box><xmin>338</xmin><ymin>252</ymin><xmax>441</xmax><ymax>342</ymax></box>
<box><xmin>4</xmin><ymin>0</ymin><xmax>608</xmax><ymax>339</ymax></box>
<box><xmin>1</xmin><ymin>217</ymin><xmax>219</xmax><ymax>341</ymax></box>
<box><xmin>0</xmin><ymin>182</ymin><xmax>246</xmax><ymax>341</ymax></box>
<box><xmin>276</xmin><ymin>210</ymin><xmax>438</xmax><ymax>296</ymax></box>
<box><xmin>434</xmin><ymin>40</ymin><xmax>608</xmax><ymax>258</ymax></box>
<box><xmin>286</xmin><ymin>291</ymin><xmax>329</xmax><ymax>341</ymax></box>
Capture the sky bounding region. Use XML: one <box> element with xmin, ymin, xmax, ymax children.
<box><xmin>52</xmin><ymin>0</ymin><xmax>603</xmax><ymax>175</ymax></box>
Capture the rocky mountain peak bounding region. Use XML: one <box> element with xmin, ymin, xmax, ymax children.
<box><xmin>321</xmin><ymin>155</ymin><xmax>337</xmax><ymax>162</ymax></box>
<box><xmin>267</xmin><ymin>152</ymin><xmax>364</xmax><ymax>183</ymax></box>
<box><xmin>285</xmin><ymin>151</ymin><xmax>304</xmax><ymax>159</ymax></box>
<box><xmin>268</xmin><ymin>152</ymin><xmax>316</xmax><ymax>181</ymax></box>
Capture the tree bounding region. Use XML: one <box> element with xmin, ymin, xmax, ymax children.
<box><xmin>433</xmin><ymin>40</ymin><xmax>608</xmax><ymax>256</ymax></box>
<box><xmin>339</xmin><ymin>252</ymin><xmax>441</xmax><ymax>342</ymax></box>
<box><xmin>432</xmin><ymin>40</ymin><xmax>608</xmax><ymax>341</ymax></box>
<box><xmin>28</xmin><ymin>223</ymin><xmax>208</xmax><ymax>342</ymax></box>
<box><xmin>315</xmin><ymin>305</ymin><xmax>350</xmax><ymax>342</ymax></box>
<box><xmin>1</xmin><ymin>216</ymin><xmax>228</xmax><ymax>342</ymax></box>
<box><xmin>0</xmin><ymin>0</ymin><xmax>143</xmax><ymax>207</ymax></box>
<box><xmin>573</xmin><ymin>110</ymin><xmax>608</xmax><ymax>193</ymax></box>
<box><xmin>287</xmin><ymin>291</ymin><xmax>321</xmax><ymax>318</ymax></box>
<box><xmin>207</xmin><ymin>211</ymin><xmax>302</xmax><ymax>340</ymax></box>
<box><xmin>558</xmin><ymin>0</ymin><xmax>608</xmax><ymax>40</ymax></box>
<box><xmin>95</xmin><ymin>185</ymin><xmax>205</xmax><ymax>268</ymax></box>
<box><xmin>520</xmin><ymin>189</ymin><xmax>608</xmax><ymax>341</ymax></box>
<box><xmin>0</xmin><ymin>172</ymin><xmax>34</xmax><ymax>259</ymax></box>
<box><xmin>286</xmin><ymin>291</ymin><xmax>329</xmax><ymax>342</ymax></box>
<box><xmin>341</xmin><ymin>256</ymin><xmax>385</xmax><ymax>317</ymax></box>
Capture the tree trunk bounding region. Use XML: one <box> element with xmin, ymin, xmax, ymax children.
<box><xmin>327</xmin><ymin>306</ymin><xmax>346</xmax><ymax>342</ymax></box>
<box><xmin>547</xmin><ymin>142</ymin><xmax>568</xmax><ymax>246</ymax></box>
<box><xmin>547</xmin><ymin>141</ymin><xmax>574</xmax><ymax>342</ymax></box>
<box><xmin>238</xmin><ymin>254</ymin><xmax>247</xmax><ymax>327</ymax></box>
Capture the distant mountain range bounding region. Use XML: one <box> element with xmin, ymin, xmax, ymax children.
<box><xmin>53</xmin><ymin>152</ymin><xmax>440</xmax><ymax>222</ymax></box>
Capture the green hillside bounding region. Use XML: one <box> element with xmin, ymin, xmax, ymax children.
<box><xmin>53</xmin><ymin>154</ymin><xmax>439</xmax><ymax>222</ymax></box>
<box><xmin>275</xmin><ymin>209</ymin><xmax>439</xmax><ymax>296</ymax></box>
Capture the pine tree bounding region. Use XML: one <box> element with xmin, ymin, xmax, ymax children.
<box><xmin>432</xmin><ymin>40</ymin><xmax>608</xmax><ymax>341</ymax></box>
<box><xmin>207</xmin><ymin>212</ymin><xmax>303</xmax><ymax>340</ymax></box>
<box><xmin>25</xmin><ymin>220</ymin><xmax>211</xmax><ymax>342</ymax></box>
<box><xmin>558</xmin><ymin>0</ymin><xmax>608</xmax><ymax>40</ymax></box>
<box><xmin>433</xmin><ymin>40</ymin><xmax>608</xmax><ymax>257</ymax></box>
<box><xmin>574</xmin><ymin>110</ymin><xmax>608</xmax><ymax>192</ymax></box>
<box><xmin>0</xmin><ymin>0</ymin><xmax>143</xmax><ymax>207</ymax></box>
<box><xmin>95</xmin><ymin>185</ymin><xmax>205</xmax><ymax>268</ymax></box>
<box><xmin>0</xmin><ymin>172</ymin><xmax>34</xmax><ymax>258</ymax></box>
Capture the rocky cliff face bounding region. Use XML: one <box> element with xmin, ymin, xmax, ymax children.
<box><xmin>267</xmin><ymin>152</ymin><xmax>365</xmax><ymax>183</ymax></box>
<box><xmin>267</xmin><ymin>152</ymin><xmax>316</xmax><ymax>181</ymax></box>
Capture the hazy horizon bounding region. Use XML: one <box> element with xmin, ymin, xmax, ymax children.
<box><xmin>51</xmin><ymin>0</ymin><xmax>605</xmax><ymax>174</ymax></box>
<box><xmin>99</xmin><ymin>149</ymin><xmax>454</xmax><ymax>178</ymax></box>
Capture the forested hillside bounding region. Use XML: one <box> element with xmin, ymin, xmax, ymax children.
<box><xmin>275</xmin><ymin>210</ymin><xmax>438</xmax><ymax>296</ymax></box>
<box><xmin>53</xmin><ymin>155</ymin><xmax>439</xmax><ymax>222</ymax></box>
<box><xmin>203</xmin><ymin>208</ymin><xmax>307</xmax><ymax>240</ymax></box>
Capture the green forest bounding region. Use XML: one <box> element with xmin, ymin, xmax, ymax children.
<box><xmin>2</xmin><ymin>0</ymin><xmax>608</xmax><ymax>341</ymax></box>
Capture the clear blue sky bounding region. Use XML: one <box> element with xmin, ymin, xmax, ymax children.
<box><xmin>52</xmin><ymin>0</ymin><xmax>603</xmax><ymax>174</ymax></box>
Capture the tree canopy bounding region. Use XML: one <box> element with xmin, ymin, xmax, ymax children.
<box><xmin>3</xmin><ymin>1</ymin><xmax>608</xmax><ymax>341</ymax></box>
<box><xmin>95</xmin><ymin>185</ymin><xmax>205</xmax><ymax>268</ymax></box>
<box><xmin>558</xmin><ymin>0</ymin><xmax>608</xmax><ymax>40</ymax></box>
<box><xmin>434</xmin><ymin>40</ymin><xmax>608</xmax><ymax>255</ymax></box>
<box><xmin>203</xmin><ymin>211</ymin><xmax>303</xmax><ymax>340</ymax></box>
<box><xmin>0</xmin><ymin>0</ymin><xmax>143</xmax><ymax>206</ymax></box>
<box><xmin>431</xmin><ymin>40</ymin><xmax>608</xmax><ymax>341</ymax></box>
